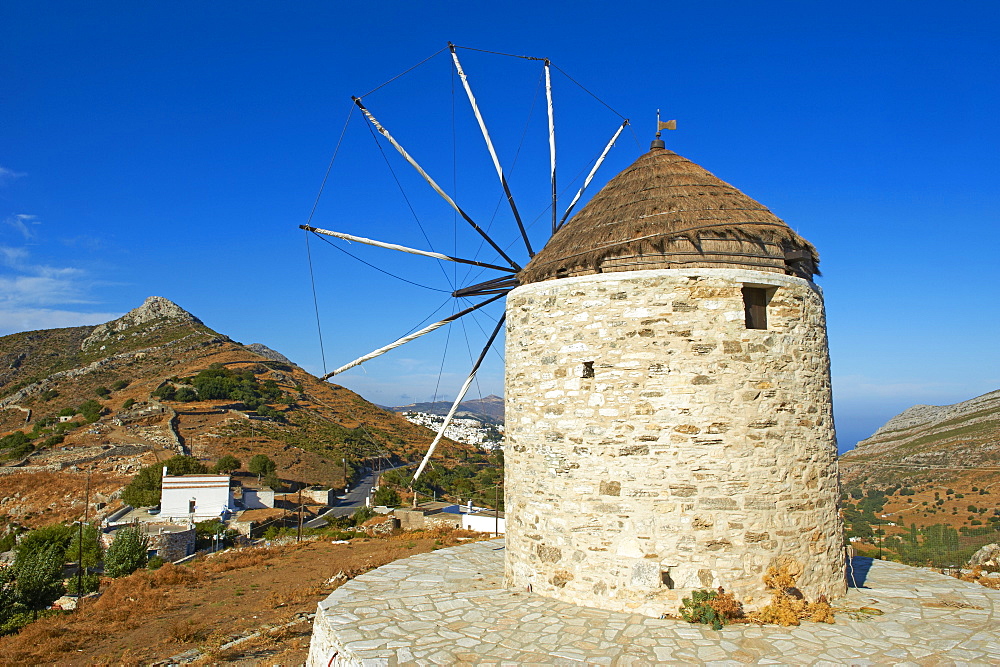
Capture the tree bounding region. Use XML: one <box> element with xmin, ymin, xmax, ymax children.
<box><xmin>112</xmin><ymin>380</ymin><xmax>129</xmax><ymax>391</ymax></box>
<box><xmin>104</xmin><ymin>526</ymin><xmax>149</xmax><ymax>577</ymax></box>
<box><xmin>13</xmin><ymin>542</ymin><xmax>66</xmax><ymax>618</ymax></box>
<box><xmin>173</xmin><ymin>387</ymin><xmax>198</xmax><ymax>402</ymax></box>
<box><xmin>78</xmin><ymin>399</ymin><xmax>103</xmax><ymax>423</ymax></box>
<box><xmin>68</xmin><ymin>523</ymin><xmax>102</xmax><ymax>570</ymax></box>
<box><xmin>121</xmin><ymin>455</ymin><xmax>208</xmax><ymax>507</ymax></box>
<box><xmin>373</xmin><ymin>486</ymin><xmax>400</xmax><ymax>507</ymax></box>
<box><xmin>213</xmin><ymin>454</ymin><xmax>241</xmax><ymax>474</ymax></box>
<box><xmin>248</xmin><ymin>454</ymin><xmax>276</xmax><ymax>480</ymax></box>
<box><xmin>15</xmin><ymin>523</ymin><xmax>72</xmax><ymax>563</ymax></box>
<box><xmin>153</xmin><ymin>384</ymin><xmax>176</xmax><ymax>401</ymax></box>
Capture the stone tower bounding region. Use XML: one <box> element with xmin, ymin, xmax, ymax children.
<box><xmin>503</xmin><ymin>145</ymin><xmax>845</xmax><ymax>616</ymax></box>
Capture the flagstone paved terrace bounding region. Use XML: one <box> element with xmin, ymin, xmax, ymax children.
<box><xmin>308</xmin><ymin>539</ymin><xmax>1000</xmax><ymax>665</ymax></box>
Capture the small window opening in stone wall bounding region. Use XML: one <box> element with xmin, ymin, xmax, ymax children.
<box><xmin>581</xmin><ymin>361</ymin><xmax>595</xmax><ymax>378</ymax></box>
<box><xmin>661</xmin><ymin>570</ymin><xmax>674</xmax><ymax>589</ymax></box>
<box><xmin>742</xmin><ymin>285</ymin><xmax>774</xmax><ymax>330</ymax></box>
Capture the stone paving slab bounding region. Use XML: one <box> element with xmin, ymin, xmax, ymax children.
<box><xmin>308</xmin><ymin>539</ymin><xmax>1000</xmax><ymax>665</ymax></box>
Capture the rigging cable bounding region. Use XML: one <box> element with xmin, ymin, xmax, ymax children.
<box><xmin>304</xmin><ymin>103</ymin><xmax>356</xmax><ymax>374</ymax></box>
<box><xmin>458</xmin><ymin>306</ymin><xmax>489</xmax><ymax>403</ymax></box>
<box><xmin>312</xmin><ymin>232</ymin><xmax>451</xmax><ymax>293</ymax></box>
<box><xmin>364</xmin><ymin>120</ymin><xmax>456</xmax><ymax>290</ymax></box>
<box><xmin>304</xmin><ymin>232</ymin><xmax>327</xmax><ymax>375</ymax></box>
<box><xmin>452</xmin><ymin>44</ymin><xmax>546</xmax><ymax>62</ymax></box>
<box><xmin>431</xmin><ymin>315</ymin><xmax>453</xmax><ymax>405</ymax></box>
<box><xmin>459</xmin><ymin>138</ymin><xmax>623</xmax><ymax>290</ymax></box>
<box><xmin>550</xmin><ymin>64</ymin><xmax>628</xmax><ymax>120</ymax></box>
<box><xmin>360</xmin><ymin>46</ymin><xmax>450</xmax><ymax>98</ymax></box>
<box><xmin>458</xmin><ymin>69</ymin><xmax>545</xmax><ymax>287</ymax></box>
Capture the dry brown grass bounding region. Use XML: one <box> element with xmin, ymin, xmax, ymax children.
<box><xmin>0</xmin><ymin>529</ymin><xmax>470</xmax><ymax>664</ymax></box>
<box><xmin>956</xmin><ymin>566</ymin><xmax>1000</xmax><ymax>590</ymax></box>
<box><xmin>266</xmin><ymin>583</ymin><xmax>327</xmax><ymax>608</ymax></box>
<box><xmin>169</xmin><ymin>618</ymin><xmax>204</xmax><ymax>642</ymax></box>
<box><xmin>203</xmin><ymin>544</ymin><xmax>280</xmax><ymax>572</ymax></box>
<box><xmin>748</xmin><ymin>564</ymin><xmax>836</xmax><ymax>626</ymax></box>
<box><xmin>0</xmin><ymin>470</ymin><xmax>126</xmax><ymax>528</ymax></box>
<box><xmin>706</xmin><ymin>588</ymin><xmax>744</xmax><ymax>621</ymax></box>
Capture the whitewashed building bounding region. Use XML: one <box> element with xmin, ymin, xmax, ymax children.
<box><xmin>159</xmin><ymin>469</ymin><xmax>235</xmax><ymax>521</ymax></box>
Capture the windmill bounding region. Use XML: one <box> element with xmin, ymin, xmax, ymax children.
<box><xmin>300</xmin><ymin>43</ymin><xmax>637</xmax><ymax>488</ymax></box>
<box><xmin>301</xmin><ymin>44</ymin><xmax>845</xmax><ymax>614</ymax></box>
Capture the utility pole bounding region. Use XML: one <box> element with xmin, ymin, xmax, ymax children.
<box><xmin>76</xmin><ymin>470</ymin><xmax>91</xmax><ymax>599</ymax></box>
<box><xmin>877</xmin><ymin>516</ymin><xmax>883</xmax><ymax>559</ymax></box>
<box><xmin>297</xmin><ymin>487</ymin><xmax>303</xmax><ymax>542</ymax></box>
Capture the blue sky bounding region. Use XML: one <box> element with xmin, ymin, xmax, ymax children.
<box><xmin>2</xmin><ymin>2</ymin><xmax>997</xmax><ymax>451</ymax></box>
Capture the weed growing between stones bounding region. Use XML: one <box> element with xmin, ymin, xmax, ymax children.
<box><xmin>679</xmin><ymin>588</ymin><xmax>744</xmax><ymax>629</ymax></box>
<box><xmin>751</xmin><ymin>564</ymin><xmax>835</xmax><ymax>626</ymax></box>
<box><xmin>679</xmin><ymin>565</ymin><xmax>837</xmax><ymax>628</ymax></box>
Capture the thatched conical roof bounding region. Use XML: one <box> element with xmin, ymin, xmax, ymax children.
<box><xmin>518</xmin><ymin>147</ymin><xmax>818</xmax><ymax>284</ymax></box>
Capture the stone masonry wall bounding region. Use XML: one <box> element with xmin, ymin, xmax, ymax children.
<box><xmin>504</xmin><ymin>268</ymin><xmax>844</xmax><ymax>616</ymax></box>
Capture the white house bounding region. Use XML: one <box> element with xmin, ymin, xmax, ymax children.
<box><xmin>443</xmin><ymin>501</ymin><xmax>506</xmax><ymax>534</ymax></box>
<box><xmin>463</xmin><ymin>510</ymin><xmax>505</xmax><ymax>534</ymax></box>
<box><xmin>239</xmin><ymin>485</ymin><xmax>275</xmax><ymax>510</ymax></box>
<box><xmin>159</xmin><ymin>469</ymin><xmax>234</xmax><ymax>522</ymax></box>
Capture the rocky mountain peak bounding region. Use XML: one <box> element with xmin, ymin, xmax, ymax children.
<box><xmin>82</xmin><ymin>296</ymin><xmax>202</xmax><ymax>350</ymax></box>
<box><xmin>244</xmin><ymin>343</ymin><xmax>296</xmax><ymax>366</ymax></box>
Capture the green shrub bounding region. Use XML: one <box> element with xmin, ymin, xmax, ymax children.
<box><xmin>112</xmin><ymin>380</ymin><xmax>129</xmax><ymax>391</ymax></box>
<box><xmin>173</xmin><ymin>387</ymin><xmax>198</xmax><ymax>402</ymax></box>
<box><xmin>0</xmin><ymin>432</ymin><xmax>31</xmax><ymax>451</ymax></box>
<box><xmin>66</xmin><ymin>573</ymin><xmax>100</xmax><ymax>595</ymax></box>
<box><xmin>122</xmin><ymin>398</ymin><xmax>135</xmax><ymax>410</ymax></box>
<box><xmin>213</xmin><ymin>454</ymin><xmax>241</xmax><ymax>474</ymax></box>
<box><xmin>40</xmin><ymin>389</ymin><xmax>59</xmax><ymax>401</ymax></box>
<box><xmin>104</xmin><ymin>526</ymin><xmax>149</xmax><ymax>577</ymax></box>
<box><xmin>94</xmin><ymin>387</ymin><xmax>111</xmax><ymax>398</ymax></box>
<box><xmin>680</xmin><ymin>589</ymin><xmax>726</xmax><ymax>630</ymax></box>
<box><xmin>351</xmin><ymin>507</ymin><xmax>375</xmax><ymax>527</ymax></box>
<box><xmin>12</xmin><ymin>541</ymin><xmax>66</xmax><ymax>618</ymax></box>
<box><xmin>40</xmin><ymin>435</ymin><xmax>64</xmax><ymax>449</ymax></box>
<box><xmin>78</xmin><ymin>400</ymin><xmax>103</xmax><ymax>423</ymax></box>
<box><xmin>248</xmin><ymin>454</ymin><xmax>276</xmax><ymax>480</ymax></box>
<box><xmin>373</xmin><ymin>486</ymin><xmax>400</xmax><ymax>506</ymax></box>
<box><xmin>153</xmin><ymin>384</ymin><xmax>176</xmax><ymax>401</ymax></box>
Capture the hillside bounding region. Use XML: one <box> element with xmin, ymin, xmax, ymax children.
<box><xmin>0</xmin><ymin>531</ymin><xmax>486</xmax><ymax>664</ymax></box>
<box><xmin>387</xmin><ymin>394</ymin><xmax>504</xmax><ymax>424</ymax></box>
<box><xmin>841</xmin><ymin>389</ymin><xmax>1000</xmax><ymax>489</ymax></box>
<box><xmin>838</xmin><ymin>389</ymin><xmax>1000</xmax><ymax>565</ymax></box>
<box><xmin>0</xmin><ymin>297</ymin><xmax>476</xmax><ymax>528</ymax></box>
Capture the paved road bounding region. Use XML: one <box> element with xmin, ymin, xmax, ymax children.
<box><xmin>305</xmin><ymin>464</ymin><xmax>410</xmax><ymax>527</ymax></box>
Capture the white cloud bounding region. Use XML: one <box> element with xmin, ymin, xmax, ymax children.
<box><xmin>4</xmin><ymin>214</ymin><xmax>39</xmax><ymax>240</ymax></box>
<box><xmin>0</xmin><ymin>238</ymin><xmax>118</xmax><ymax>336</ymax></box>
<box><xmin>0</xmin><ymin>308</ymin><xmax>122</xmax><ymax>336</ymax></box>
<box><xmin>0</xmin><ymin>166</ymin><xmax>25</xmax><ymax>186</ymax></box>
